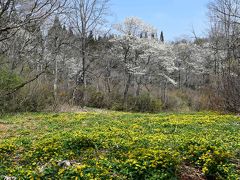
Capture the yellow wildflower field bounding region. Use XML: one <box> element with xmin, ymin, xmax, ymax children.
<box><xmin>0</xmin><ymin>112</ymin><xmax>239</xmax><ymax>179</ymax></box>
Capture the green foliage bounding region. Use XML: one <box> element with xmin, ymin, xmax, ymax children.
<box><xmin>180</xmin><ymin>142</ymin><xmax>238</xmax><ymax>178</ymax></box>
<box><xmin>0</xmin><ymin>83</ymin><xmax>54</xmax><ymax>113</ymax></box>
<box><xmin>0</xmin><ymin>112</ymin><xmax>239</xmax><ymax>179</ymax></box>
<box><xmin>0</xmin><ymin>63</ymin><xmax>54</xmax><ymax>113</ymax></box>
<box><xmin>0</xmin><ymin>69</ymin><xmax>22</xmax><ymax>93</ymax></box>
<box><xmin>0</xmin><ymin>68</ymin><xmax>23</xmax><ymax>114</ymax></box>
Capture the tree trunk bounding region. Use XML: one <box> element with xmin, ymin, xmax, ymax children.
<box><xmin>81</xmin><ymin>36</ymin><xmax>87</xmax><ymax>105</ymax></box>
<box><xmin>123</xmin><ymin>73</ymin><xmax>131</xmax><ymax>107</ymax></box>
<box><xmin>54</xmin><ymin>56</ymin><xmax>58</xmax><ymax>102</ymax></box>
<box><xmin>135</xmin><ymin>77</ymin><xmax>142</xmax><ymax>96</ymax></box>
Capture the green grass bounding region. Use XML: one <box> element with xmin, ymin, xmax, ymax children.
<box><xmin>0</xmin><ymin>111</ymin><xmax>239</xmax><ymax>179</ymax></box>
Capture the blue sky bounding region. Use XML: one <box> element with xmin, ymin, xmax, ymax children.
<box><xmin>109</xmin><ymin>0</ymin><xmax>210</xmax><ymax>41</ymax></box>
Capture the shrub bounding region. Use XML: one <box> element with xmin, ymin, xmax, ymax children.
<box><xmin>129</xmin><ymin>93</ymin><xmax>162</xmax><ymax>113</ymax></box>
<box><xmin>17</xmin><ymin>84</ymin><xmax>54</xmax><ymax>112</ymax></box>
<box><xmin>0</xmin><ymin>68</ymin><xmax>23</xmax><ymax>114</ymax></box>
<box><xmin>164</xmin><ymin>90</ymin><xmax>190</xmax><ymax>112</ymax></box>
<box><xmin>0</xmin><ymin>69</ymin><xmax>23</xmax><ymax>93</ymax></box>
<box><xmin>0</xmin><ymin>82</ymin><xmax>54</xmax><ymax>113</ymax></box>
<box><xmin>163</xmin><ymin>89</ymin><xmax>215</xmax><ymax>112</ymax></box>
<box><xmin>85</xmin><ymin>88</ymin><xmax>105</xmax><ymax>108</ymax></box>
<box><xmin>108</xmin><ymin>93</ymin><xmax>163</xmax><ymax>113</ymax></box>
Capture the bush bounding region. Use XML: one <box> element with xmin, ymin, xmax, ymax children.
<box><xmin>132</xmin><ymin>93</ymin><xmax>162</xmax><ymax>112</ymax></box>
<box><xmin>162</xmin><ymin>89</ymin><xmax>215</xmax><ymax>112</ymax></box>
<box><xmin>0</xmin><ymin>69</ymin><xmax>23</xmax><ymax>94</ymax></box>
<box><xmin>220</xmin><ymin>76</ymin><xmax>240</xmax><ymax>113</ymax></box>
<box><xmin>71</xmin><ymin>86</ymin><xmax>106</xmax><ymax>108</ymax></box>
<box><xmin>0</xmin><ymin>68</ymin><xmax>23</xmax><ymax>114</ymax></box>
<box><xmin>85</xmin><ymin>87</ymin><xmax>105</xmax><ymax>108</ymax></box>
<box><xmin>0</xmin><ymin>82</ymin><xmax>54</xmax><ymax>113</ymax></box>
<box><xmin>18</xmin><ymin>85</ymin><xmax>54</xmax><ymax>112</ymax></box>
<box><xmin>164</xmin><ymin>90</ymin><xmax>191</xmax><ymax>112</ymax></box>
<box><xmin>111</xmin><ymin>93</ymin><xmax>162</xmax><ymax>112</ymax></box>
<box><xmin>83</xmin><ymin>89</ymin><xmax>163</xmax><ymax>113</ymax></box>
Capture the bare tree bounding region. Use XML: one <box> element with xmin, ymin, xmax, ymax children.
<box><xmin>0</xmin><ymin>0</ymin><xmax>67</xmax><ymax>41</ymax></box>
<box><xmin>208</xmin><ymin>0</ymin><xmax>240</xmax><ymax>112</ymax></box>
<box><xmin>68</xmin><ymin>0</ymin><xmax>110</xmax><ymax>103</ymax></box>
<box><xmin>0</xmin><ymin>0</ymin><xmax>67</xmax><ymax>98</ymax></box>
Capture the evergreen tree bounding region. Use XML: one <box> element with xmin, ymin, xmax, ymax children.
<box><xmin>160</xmin><ymin>31</ymin><xmax>164</xmax><ymax>43</ymax></box>
<box><xmin>88</xmin><ymin>30</ymin><xmax>95</xmax><ymax>44</ymax></box>
<box><xmin>144</xmin><ymin>32</ymin><xmax>148</xmax><ymax>38</ymax></box>
<box><xmin>151</xmin><ymin>33</ymin><xmax>155</xmax><ymax>39</ymax></box>
<box><xmin>88</xmin><ymin>31</ymin><xmax>94</xmax><ymax>40</ymax></box>
<box><xmin>46</xmin><ymin>16</ymin><xmax>67</xmax><ymax>101</ymax></box>
<box><xmin>47</xmin><ymin>16</ymin><xmax>63</xmax><ymax>50</ymax></box>
<box><xmin>98</xmin><ymin>35</ymin><xmax>102</xmax><ymax>41</ymax></box>
<box><xmin>68</xmin><ymin>27</ymin><xmax>74</xmax><ymax>37</ymax></box>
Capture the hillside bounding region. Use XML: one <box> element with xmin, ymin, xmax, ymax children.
<box><xmin>0</xmin><ymin>112</ymin><xmax>240</xmax><ymax>179</ymax></box>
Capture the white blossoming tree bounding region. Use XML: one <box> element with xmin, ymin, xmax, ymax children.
<box><xmin>110</xmin><ymin>17</ymin><xmax>177</xmax><ymax>104</ymax></box>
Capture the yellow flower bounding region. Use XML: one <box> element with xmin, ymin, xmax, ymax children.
<box><xmin>202</xmin><ymin>166</ymin><xmax>208</xmax><ymax>174</ymax></box>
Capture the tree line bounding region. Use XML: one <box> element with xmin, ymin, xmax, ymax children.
<box><xmin>0</xmin><ymin>0</ymin><xmax>239</xmax><ymax>113</ymax></box>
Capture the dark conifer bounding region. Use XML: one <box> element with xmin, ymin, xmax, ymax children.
<box><xmin>160</xmin><ymin>31</ymin><xmax>164</xmax><ymax>43</ymax></box>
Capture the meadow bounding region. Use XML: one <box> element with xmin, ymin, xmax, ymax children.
<box><xmin>0</xmin><ymin>111</ymin><xmax>239</xmax><ymax>179</ymax></box>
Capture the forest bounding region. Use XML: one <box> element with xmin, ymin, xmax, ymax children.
<box><xmin>0</xmin><ymin>0</ymin><xmax>240</xmax><ymax>179</ymax></box>
<box><xmin>0</xmin><ymin>0</ymin><xmax>239</xmax><ymax>114</ymax></box>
